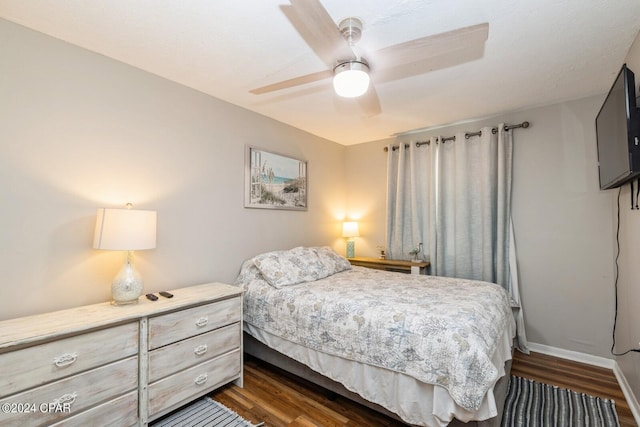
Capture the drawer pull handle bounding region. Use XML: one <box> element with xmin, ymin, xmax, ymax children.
<box><xmin>52</xmin><ymin>392</ymin><xmax>77</xmax><ymax>407</ymax></box>
<box><xmin>194</xmin><ymin>344</ymin><xmax>208</xmax><ymax>356</ymax></box>
<box><xmin>194</xmin><ymin>374</ymin><xmax>208</xmax><ymax>385</ymax></box>
<box><xmin>195</xmin><ymin>317</ymin><xmax>208</xmax><ymax>328</ymax></box>
<box><xmin>53</xmin><ymin>353</ymin><xmax>78</xmax><ymax>368</ymax></box>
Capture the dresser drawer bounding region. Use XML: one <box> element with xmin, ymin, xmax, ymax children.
<box><xmin>0</xmin><ymin>356</ymin><xmax>138</xmax><ymax>427</ymax></box>
<box><xmin>149</xmin><ymin>322</ymin><xmax>241</xmax><ymax>382</ymax></box>
<box><xmin>49</xmin><ymin>391</ymin><xmax>138</xmax><ymax>427</ymax></box>
<box><xmin>149</xmin><ymin>297</ymin><xmax>241</xmax><ymax>349</ymax></box>
<box><xmin>0</xmin><ymin>322</ymin><xmax>138</xmax><ymax>397</ymax></box>
<box><xmin>148</xmin><ymin>349</ymin><xmax>241</xmax><ymax>417</ymax></box>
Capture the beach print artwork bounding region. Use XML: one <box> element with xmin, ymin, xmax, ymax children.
<box><xmin>245</xmin><ymin>146</ymin><xmax>307</xmax><ymax>210</ymax></box>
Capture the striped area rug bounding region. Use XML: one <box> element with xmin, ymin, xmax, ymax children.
<box><xmin>151</xmin><ymin>397</ymin><xmax>263</xmax><ymax>427</ymax></box>
<box><xmin>502</xmin><ymin>376</ymin><xmax>620</xmax><ymax>426</ymax></box>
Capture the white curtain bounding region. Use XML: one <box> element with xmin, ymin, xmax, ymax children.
<box><xmin>386</xmin><ymin>124</ymin><xmax>528</xmax><ymax>352</ymax></box>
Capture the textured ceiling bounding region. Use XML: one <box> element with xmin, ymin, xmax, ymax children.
<box><xmin>2</xmin><ymin>0</ymin><xmax>640</xmax><ymax>145</ymax></box>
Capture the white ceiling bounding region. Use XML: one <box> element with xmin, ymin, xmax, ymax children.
<box><xmin>2</xmin><ymin>0</ymin><xmax>640</xmax><ymax>145</ymax></box>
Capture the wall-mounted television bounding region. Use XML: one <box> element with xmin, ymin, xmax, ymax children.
<box><xmin>595</xmin><ymin>64</ymin><xmax>640</xmax><ymax>190</ymax></box>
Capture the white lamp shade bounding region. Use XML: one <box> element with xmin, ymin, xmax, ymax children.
<box><xmin>342</xmin><ymin>221</ymin><xmax>360</xmax><ymax>238</ymax></box>
<box><xmin>93</xmin><ymin>208</ymin><xmax>157</xmax><ymax>250</ymax></box>
<box><xmin>333</xmin><ymin>61</ymin><xmax>370</xmax><ymax>98</ymax></box>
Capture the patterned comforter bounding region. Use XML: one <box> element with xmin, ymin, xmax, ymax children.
<box><xmin>235</xmin><ymin>253</ymin><xmax>515</xmax><ymax>411</ymax></box>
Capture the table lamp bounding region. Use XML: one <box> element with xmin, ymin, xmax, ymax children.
<box><xmin>93</xmin><ymin>205</ymin><xmax>157</xmax><ymax>305</ymax></box>
<box><xmin>342</xmin><ymin>221</ymin><xmax>359</xmax><ymax>258</ymax></box>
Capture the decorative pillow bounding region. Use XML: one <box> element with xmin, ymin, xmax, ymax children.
<box><xmin>252</xmin><ymin>247</ymin><xmax>326</xmax><ymax>288</ymax></box>
<box><xmin>314</xmin><ymin>246</ymin><xmax>352</xmax><ymax>275</ymax></box>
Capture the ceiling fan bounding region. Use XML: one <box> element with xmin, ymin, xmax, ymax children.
<box><xmin>249</xmin><ymin>0</ymin><xmax>489</xmax><ymax>117</ymax></box>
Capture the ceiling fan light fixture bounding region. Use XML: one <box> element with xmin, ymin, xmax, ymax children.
<box><xmin>333</xmin><ymin>60</ymin><xmax>370</xmax><ymax>98</ymax></box>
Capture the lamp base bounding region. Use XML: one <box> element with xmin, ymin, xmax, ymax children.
<box><xmin>346</xmin><ymin>240</ymin><xmax>355</xmax><ymax>258</ymax></box>
<box><xmin>111</xmin><ymin>258</ymin><xmax>143</xmax><ymax>305</ymax></box>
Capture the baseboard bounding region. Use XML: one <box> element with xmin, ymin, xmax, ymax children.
<box><xmin>527</xmin><ymin>342</ymin><xmax>615</xmax><ymax>368</ymax></box>
<box><xmin>528</xmin><ymin>342</ymin><xmax>640</xmax><ymax>425</ymax></box>
<box><xmin>613</xmin><ymin>363</ymin><xmax>640</xmax><ymax>424</ymax></box>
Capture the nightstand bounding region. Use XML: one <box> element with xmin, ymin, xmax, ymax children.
<box><xmin>348</xmin><ymin>257</ymin><xmax>429</xmax><ymax>275</ymax></box>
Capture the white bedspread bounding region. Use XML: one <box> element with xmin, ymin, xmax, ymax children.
<box><xmin>236</xmin><ymin>263</ymin><xmax>515</xmax><ymax>413</ymax></box>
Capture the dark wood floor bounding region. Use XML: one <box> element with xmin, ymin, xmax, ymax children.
<box><xmin>510</xmin><ymin>351</ymin><xmax>635</xmax><ymax>427</ymax></box>
<box><xmin>210</xmin><ymin>352</ymin><xmax>636</xmax><ymax>426</ymax></box>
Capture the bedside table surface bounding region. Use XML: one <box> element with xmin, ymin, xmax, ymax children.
<box><xmin>348</xmin><ymin>256</ymin><xmax>429</xmax><ymax>268</ymax></box>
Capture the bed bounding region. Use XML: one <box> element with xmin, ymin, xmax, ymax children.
<box><xmin>234</xmin><ymin>246</ymin><xmax>516</xmax><ymax>427</ymax></box>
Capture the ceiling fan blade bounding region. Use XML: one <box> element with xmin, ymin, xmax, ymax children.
<box><xmin>373</xmin><ymin>23</ymin><xmax>489</xmax><ymax>68</ymax></box>
<box><xmin>284</xmin><ymin>0</ymin><xmax>355</xmax><ymax>67</ymax></box>
<box><xmin>358</xmin><ymin>84</ymin><xmax>382</xmax><ymax>117</ymax></box>
<box><xmin>250</xmin><ymin>69</ymin><xmax>333</xmax><ymax>95</ymax></box>
<box><xmin>371</xmin><ymin>41</ymin><xmax>486</xmax><ymax>85</ymax></box>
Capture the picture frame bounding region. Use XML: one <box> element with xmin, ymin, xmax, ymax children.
<box><xmin>244</xmin><ymin>145</ymin><xmax>308</xmax><ymax>210</ymax></box>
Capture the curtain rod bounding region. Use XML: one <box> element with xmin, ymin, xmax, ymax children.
<box><xmin>384</xmin><ymin>121</ymin><xmax>530</xmax><ymax>152</ymax></box>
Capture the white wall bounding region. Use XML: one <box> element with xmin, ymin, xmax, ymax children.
<box><xmin>346</xmin><ymin>97</ymin><xmax>618</xmax><ymax>359</ymax></box>
<box><xmin>0</xmin><ymin>19</ymin><xmax>347</xmax><ymax>320</ymax></box>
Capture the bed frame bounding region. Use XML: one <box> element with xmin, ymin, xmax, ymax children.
<box><xmin>244</xmin><ymin>332</ymin><xmax>511</xmax><ymax>427</ymax></box>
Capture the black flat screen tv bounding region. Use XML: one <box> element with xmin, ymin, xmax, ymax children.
<box><xmin>596</xmin><ymin>64</ymin><xmax>640</xmax><ymax>190</ymax></box>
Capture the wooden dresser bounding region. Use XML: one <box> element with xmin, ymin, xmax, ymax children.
<box><xmin>0</xmin><ymin>282</ymin><xmax>242</xmax><ymax>426</ymax></box>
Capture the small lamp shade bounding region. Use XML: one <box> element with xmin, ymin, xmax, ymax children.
<box><xmin>342</xmin><ymin>221</ymin><xmax>360</xmax><ymax>238</ymax></box>
<box><xmin>342</xmin><ymin>221</ymin><xmax>359</xmax><ymax>258</ymax></box>
<box><xmin>94</xmin><ymin>207</ymin><xmax>157</xmax><ymax>305</ymax></box>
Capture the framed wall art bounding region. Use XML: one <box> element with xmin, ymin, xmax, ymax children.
<box><xmin>244</xmin><ymin>145</ymin><xmax>307</xmax><ymax>210</ymax></box>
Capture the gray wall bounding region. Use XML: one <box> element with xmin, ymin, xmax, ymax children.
<box><xmin>615</xmin><ymin>31</ymin><xmax>640</xmax><ymax>405</ymax></box>
<box><xmin>345</xmin><ymin>97</ymin><xmax>617</xmax><ymax>360</ymax></box>
<box><xmin>3</xmin><ymin>14</ymin><xmax>637</xmax><ymax>401</ymax></box>
<box><xmin>0</xmin><ymin>19</ymin><xmax>346</xmax><ymax>320</ymax></box>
